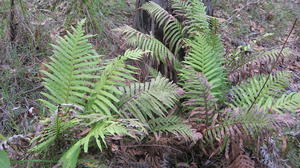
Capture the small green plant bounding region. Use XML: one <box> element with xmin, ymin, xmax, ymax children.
<box><xmin>31</xmin><ymin>19</ymin><xmax>192</xmax><ymax>167</ymax></box>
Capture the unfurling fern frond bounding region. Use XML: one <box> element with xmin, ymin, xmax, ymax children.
<box><xmin>183</xmin><ymin>34</ymin><xmax>227</xmax><ymax>98</ymax></box>
<box><xmin>114</xmin><ymin>25</ymin><xmax>178</xmax><ymax>65</ymax></box>
<box><xmin>40</xmin><ymin>19</ymin><xmax>101</xmax><ymax>113</ymax></box>
<box><xmin>149</xmin><ymin>116</ymin><xmax>193</xmax><ymax>140</ymax></box>
<box><xmin>228</xmin><ymin>72</ymin><xmax>291</xmax><ymax>111</ymax></box>
<box><xmin>141</xmin><ymin>2</ymin><xmax>184</xmax><ymax>55</ymax></box>
<box><xmin>118</xmin><ymin>75</ymin><xmax>179</xmax><ymax>123</ymax></box>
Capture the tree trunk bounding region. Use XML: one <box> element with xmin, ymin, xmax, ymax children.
<box><xmin>9</xmin><ymin>0</ymin><xmax>17</xmax><ymax>45</ymax></box>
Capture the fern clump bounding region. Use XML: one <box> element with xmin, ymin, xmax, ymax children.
<box><xmin>115</xmin><ymin>0</ymin><xmax>300</xmax><ymax>165</ymax></box>
<box><xmin>28</xmin><ymin>0</ymin><xmax>300</xmax><ymax>167</ymax></box>
<box><xmin>32</xmin><ymin>19</ymin><xmax>193</xmax><ymax>168</ymax></box>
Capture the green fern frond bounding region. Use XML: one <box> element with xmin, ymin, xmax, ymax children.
<box><xmin>85</xmin><ymin>49</ymin><xmax>144</xmax><ymax>115</ymax></box>
<box><xmin>80</xmin><ymin>120</ymin><xmax>130</xmax><ymax>153</ymax></box>
<box><xmin>30</xmin><ymin>106</ymin><xmax>80</xmax><ymax>153</ymax></box>
<box><xmin>229</xmin><ymin>72</ymin><xmax>291</xmax><ymax>110</ymax></box>
<box><xmin>59</xmin><ymin>141</ymin><xmax>81</xmax><ymax>168</ymax></box>
<box><xmin>170</xmin><ymin>0</ymin><xmax>190</xmax><ymax>17</ymax></box>
<box><xmin>59</xmin><ymin>119</ymin><xmax>130</xmax><ymax>167</ymax></box>
<box><xmin>30</xmin><ymin>136</ymin><xmax>57</xmax><ymax>153</ymax></box>
<box><xmin>230</xmin><ymin>48</ymin><xmax>292</xmax><ymax>74</ymax></box>
<box><xmin>180</xmin><ymin>68</ymin><xmax>217</xmax><ymax>123</ymax></box>
<box><xmin>267</xmin><ymin>92</ymin><xmax>300</xmax><ymax>113</ymax></box>
<box><xmin>149</xmin><ymin>116</ymin><xmax>193</xmax><ymax>139</ymax></box>
<box><xmin>35</xmin><ymin>20</ymin><xmax>145</xmax><ymax>163</ymax></box>
<box><xmin>177</xmin><ymin>0</ymin><xmax>210</xmax><ymax>35</ymax></box>
<box><xmin>207</xmin><ymin>18</ymin><xmax>225</xmax><ymax>55</ymax></box>
<box><xmin>252</xmin><ymin>48</ymin><xmax>292</xmax><ymax>65</ymax></box>
<box><xmin>141</xmin><ymin>2</ymin><xmax>184</xmax><ymax>55</ymax></box>
<box><xmin>114</xmin><ymin>25</ymin><xmax>178</xmax><ymax>65</ymax></box>
<box><xmin>183</xmin><ymin>34</ymin><xmax>226</xmax><ymax>98</ymax></box>
<box><xmin>118</xmin><ymin>75</ymin><xmax>179</xmax><ymax>123</ymax></box>
<box><xmin>40</xmin><ymin>19</ymin><xmax>101</xmax><ymax>113</ymax></box>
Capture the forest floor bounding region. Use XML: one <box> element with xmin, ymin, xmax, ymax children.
<box><xmin>0</xmin><ymin>0</ymin><xmax>300</xmax><ymax>167</ymax></box>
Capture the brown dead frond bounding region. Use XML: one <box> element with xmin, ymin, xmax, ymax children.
<box><xmin>228</xmin><ymin>154</ymin><xmax>255</xmax><ymax>168</ymax></box>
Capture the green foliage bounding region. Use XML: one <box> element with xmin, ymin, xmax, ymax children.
<box><xmin>180</xmin><ymin>68</ymin><xmax>217</xmax><ymax>124</ymax></box>
<box><xmin>30</xmin><ymin>108</ymin><xmax>80</xmax><ymax>153</ymax></box>
<box><xmin>40</xmin><ymin>19</ymin><xmax>101</xmax><ymax>113</ymax></box>
<box><xmin>228</xmin><ymin>72</ymin><xmax>300</xmax><ymax>113</ymax></box>
<box><xmin>0</xmin><ymin>150</ymin><xmax>11</xmax><ymax>168</ymax></box>
<box><xmin>84</xmin><ymin>49</ymin><xmax>141</xmax><ymax>115</ymax></box>
<box><xmin>80</xmin><ymin>120</ymin><xmax>131</xmax><ymax>153</ymax></box>
<box><xmin>59</xmin><ymin>141</ymin><xmax>81</xmax><ymax>168</ymax></box>
<box><xmin>118</xmin><ymin>75</ymin><xmax>193</xmax><ymax>138</ymax></box>
<box><xmin>229</xmin><ymin>48</ymin><xmax>292</xmax><ymax>73</ymax></box>
<box><xmin>183</xmin><ymin>34</ymin><xmax>227</xmax><ymax>98</ymax></box>
<box><xmin>33</xmin><ymin>19</ymin><xmax>193</xmax><ymax>167</ymax></box>
<box><xmin>149</xmin><ymin>116</ymin><xmax>193</xmax><ymax>140</ymax></box>
<box><xmin>247</xmin><ymin>48</ymin><xmax>292</xmax><ymax>67</ymax></box>
<box><xmin>269</xmin><ymin>92</ymin><xmax>300</xmax><ymax>114</ymax></box>
<box><xmin>35</xmin><ymin>19</ymin><xmax>145</xmax><ymax>166</ymax></box>
<box><xmin>118</xmin><ymin>75</ymin><xmax>179</xmax><ymax>122</ymax></box>
<box><xmin>59</xmin><ymin>119</ymin><xmax>131</xmax><ymax>168</ymax></box>
<box><xmin>116</xmin><ymin>0</ymin><xmax>227</xmax><ymax>98</ymax></box>
<box><xmin>114</xmin><ymin>25</ymin><xmax>178</xmax><ymax>65</ymax></box>
<box><xmin>141</xmin><ymin>1</ymin><xmax>184</xmax><ymax>55</ymax></box>
<box><xmin>173</xmin><ymin>0</ymin><xmax>210</xmax><ymax>35</ymax></box>
<box><xmin>125</xmin><ymin>0</ymin><xmax>300</xmax><ymax>161</ymax></box>
<box><xmin>27</xmin><ymin>0</ymin><xmax>300</xmax><ymax>166</ymax></box>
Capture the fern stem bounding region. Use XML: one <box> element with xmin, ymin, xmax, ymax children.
<box><xmin>246</xmin><ymin>19</ymin><xmax>298</xmax><ymax>113</ymax></box>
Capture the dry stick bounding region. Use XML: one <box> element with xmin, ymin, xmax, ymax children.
<box><xmin>246</xmin><ymin>19</ymin><xmax>298</xmax><ymax>113</ymax></box>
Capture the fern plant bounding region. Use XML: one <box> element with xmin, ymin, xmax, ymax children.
<box><xmin>116</xmin><ymin>0</ymin><xmax>227</xmax><ymax>97</ymax></box>
<box><xmin>115</xmin><ymin>0</ymin><xmax>300</xmax><ymax>164</ymax></box>
<box><xmin>32</xmin><ymin>19</ymin><xmax>192</xmax><ymax>168</ymax></box>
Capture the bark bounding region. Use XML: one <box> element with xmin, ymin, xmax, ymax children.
<box><xmin>9</xmin><ymin>0</ymin><xmax>17</xmax><ymax>45</ymax></box>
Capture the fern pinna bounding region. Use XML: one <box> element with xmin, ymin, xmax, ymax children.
<box><xmin>32</xmin><ymin>20</ymin><xmax>192</xmax><ymax>168</ymax></box>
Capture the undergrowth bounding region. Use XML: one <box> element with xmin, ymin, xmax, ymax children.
<box><xmin>0</xmin><ymin>0</ymin><xmax>299</xmax><ymax>168</ymax></box>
